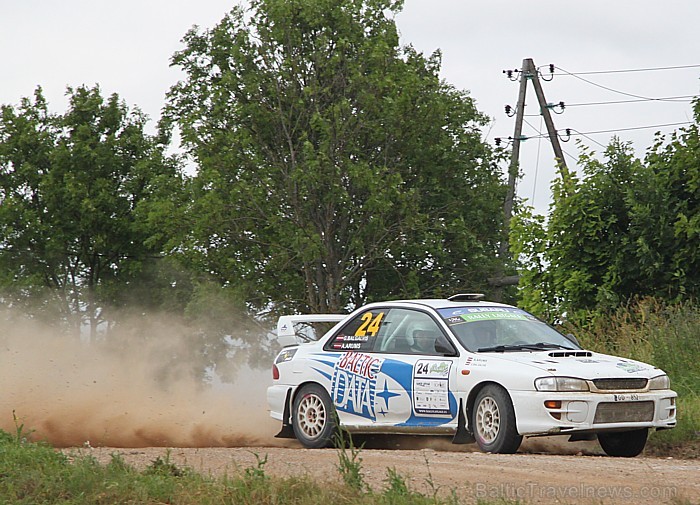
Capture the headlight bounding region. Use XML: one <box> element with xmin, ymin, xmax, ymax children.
<box><xmin>649</xmin><ymin>374</ymin><xmax>670</xmax><ymax>390</ymax></box>
<box><xmin>535</xmin><ymin>377</ymin><xmax>589</xmax><ymax>392</ymax></box>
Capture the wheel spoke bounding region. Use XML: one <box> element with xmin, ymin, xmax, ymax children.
<box><xmin>476</xmin><ymin>396</ymin><xmax>501</xmax><ymax>443</ymax></box>
<box><xmin>297</xmin><ymin>393</ymin><xmax>326</xmax><ymax>439</ymax></box>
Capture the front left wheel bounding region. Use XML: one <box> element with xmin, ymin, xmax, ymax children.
<box><xmin>471</xmin><ymin>385</ymin><xmax>522</xmax><ymax>454</ymax></box>
<box><xmin>292</xmin><ymin>384</ymin><xmax>337</xmax><ymax>448</ymax></box>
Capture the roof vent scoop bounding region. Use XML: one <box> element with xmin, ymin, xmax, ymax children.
<box><xmin>448</xmin><ymin>293</ymin><xmax>485</xmax><ymax>302</ymax></box>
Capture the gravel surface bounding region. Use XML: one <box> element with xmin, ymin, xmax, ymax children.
<box><xmin>65</xmin><ymin>438</ymin><xmax>700</xmax><ymax>505</ymax></box>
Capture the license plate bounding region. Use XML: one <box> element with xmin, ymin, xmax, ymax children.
<box><xmin>613</xmin><ymin>393</ymin><xmax>640</xmax><ymax>401</ymax></box>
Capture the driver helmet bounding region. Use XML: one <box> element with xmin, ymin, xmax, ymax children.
<box><xmin>410</xmin><ymin>322</ymin><xmax>438</xmax><ymax>353</ymax></box>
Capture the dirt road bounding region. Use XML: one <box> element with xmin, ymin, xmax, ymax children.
<box><xmin>68</xmin><ymin>438</ymin><xmax>699</xmax><ymax>505</ymax></box>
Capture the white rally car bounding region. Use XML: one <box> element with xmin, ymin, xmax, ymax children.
<box><xmin>267</xmin><ymin>295</ymin><xmax>677</xmax><ymax>456</ymax></box>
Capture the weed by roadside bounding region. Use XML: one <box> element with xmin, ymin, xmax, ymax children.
<box><xmin>0</xmin><ymin>429</ymin><xmax>516</xmax><ymax>505</ymax></box>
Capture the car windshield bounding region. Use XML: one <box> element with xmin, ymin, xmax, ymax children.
<box><xmin>438</xmin><ymin>306</ymin><xmax>580</xmax><ymax>352</ymax></box>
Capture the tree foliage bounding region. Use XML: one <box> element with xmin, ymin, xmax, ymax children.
<box><xmin>0</xmin><ymin>86</ymin><xmax>180</xmax><ymax>336</ymax></box>
<box><xmin>512</xmin><ymin>99</ymin><xmax>700</xmax><ymax>320</ymax></box>
<box><xmin>164</xmin><ymin>0</ymin><xmax>507</xmax><ymax>315</ymax></box>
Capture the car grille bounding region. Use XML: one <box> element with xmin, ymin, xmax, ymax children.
<box><xmin>593</xmin><ymin>401</ymin><xmax>654</xmax><ymax>423</ymax></box>
<box><xmin>593</xmin><ymin>378</ymin><xmax>648</xmax><ymax>391</ymax></box>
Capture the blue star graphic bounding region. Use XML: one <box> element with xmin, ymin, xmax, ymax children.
<box><xmin>378</xmin><ymin>408</ymin><xmax>388</xmax><ymax>417</ymax></box>
<box><xmin>376</xmin><ymin>380</ymin><xmax>400</xmax><ymax>409</ymax></box>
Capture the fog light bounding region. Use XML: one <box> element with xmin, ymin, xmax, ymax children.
<box><xmin>544</xmin><ymin>400</ymin><xmax>562</xmax><ymax>420</ymax></box>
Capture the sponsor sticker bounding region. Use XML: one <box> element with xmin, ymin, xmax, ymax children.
<box><xmin>412</xmin><ymin>360</ymin><xmax>452</xmax><ymax>416</ymax></box>
<box><xmin>616</xmin><ymin>361</ymin><xmax>646</xmax><ymax>373</ymax></box>
<box><xmin>331</xmin><ymin>352</ymin><xmax>384</xmax><ymax>420</ymax></box>
<box><xmin>464</xmin><ymin>356</ymin><xmax>488</xmax><ymax>367</ymax></box>
<box><xmin>440</xmin><ymin>307</ymin><xmax>532</xmax><ymax>324</ymax></box>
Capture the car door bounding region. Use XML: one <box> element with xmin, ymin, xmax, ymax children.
<box><xmin>323</xmin><ymin>306</ymin><xmax>461</xmax><ymax>430</ymax></box>
<box><xmin>372</xmin><ymin>308</ymin><xmax>462</xmax><ymax>429</ymax></box>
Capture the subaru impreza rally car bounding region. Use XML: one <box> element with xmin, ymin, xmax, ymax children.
<box><xmin>267</xmin><ymin>295</ymin><xmax>677</xmax><ymax>456</ymax></box>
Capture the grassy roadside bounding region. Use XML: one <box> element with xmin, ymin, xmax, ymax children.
<box><xmin>0</xmin><ymin>428</ymin><xmax>510</xmax><ymax>505</ymax></box>
<box><xmin>569</xmin><ymin>299</ymin><xmax>700</xmax><ymax>456</ymax></box>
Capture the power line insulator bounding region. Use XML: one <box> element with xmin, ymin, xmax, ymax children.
<box><xmin>495</xmin><ymin>137</ymin><xmax>502</xmax><ymax>146</ymax></box>
<box><xmin>503</xmin><ymin>69</ymin><xmax>519</xmax><ymax>81</ymax></box>
<box><xmin>505</xmin><ymin>104</ymin><xmax>516</xmax><ymax>117</ymax></box>
<box><xmin>540</xmin><ymin>64</ymin><xmax>555</xmax><ymax>81</ymax></box>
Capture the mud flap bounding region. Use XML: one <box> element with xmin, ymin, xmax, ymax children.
<box><xmin>452</xmin><ymin>398</ymin><xmax>475</xmax><ymax>444</ymax></box>
<box><xmin>274</xmin><ymin>387</ymin><xmax>296</xmax><ymax>439</ymax></box>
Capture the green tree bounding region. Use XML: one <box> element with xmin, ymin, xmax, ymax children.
<box><xmin>164</xmin><ymin>0</ymin><xmax>507</xmax><ymax>315</ymax></box>
<box><xmin>546</xmin><ymin>140</ymin><xmax>642</xmax><ymax>316</ymax></box>
<box><xmin>512</xmin><ymin>99</ymin><xmax>700</xmax><ymax>319</ymax></box>
<box><xmin>0</xmin><ymin>86</ymin><xmax>180</xmax><ymax>337</ymax></box>
<box><xmin>632</xmin><ymin>100</ymin><xmax>700</xmax><ymax>300</ymax></box>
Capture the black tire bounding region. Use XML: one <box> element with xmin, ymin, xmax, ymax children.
<box><xmin>471</xmin><ymin>385</ymin><xmax>522</xmax><ymax>454</ymax></box>
<box><xmin>292</xmin><ymin>384</ymin><xmax>337</xmax><ymax>448</ymax></box>
<box><xmin>598</xmin><ymin>428</ymin><xmax>648</xmax><ymax>457</ymax></box>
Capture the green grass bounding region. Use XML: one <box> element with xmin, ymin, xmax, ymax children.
<box><xmin>567</xmin><ymin>299</ymin><xmax>700</xmax><ymax>452</ymax></box>
<box><xmin>0</xmin><ymin>429</ymin><xmax>518</xmax><ymax>505</ymax></box>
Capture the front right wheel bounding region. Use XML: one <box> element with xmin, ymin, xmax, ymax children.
<box><xmin>471</xmin><ymin>385</ymin><xmax>522</xmax><ymax>454</ymax></box>
<box><xmin>598</xmin><ymin>428</ymin><xmax>648</xmax><ymax>457</ymax></box>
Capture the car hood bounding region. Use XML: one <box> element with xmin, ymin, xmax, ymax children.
<box><xmin>484</xmin><ymin>350</ymin><xmax>663</xmax><ymax>379</ymax></box>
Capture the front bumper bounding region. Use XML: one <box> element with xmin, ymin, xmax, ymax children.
<box><xmin>511</xmin><ymin>389</ymin><xmax>677</xmax><ymax>436</ymax></box>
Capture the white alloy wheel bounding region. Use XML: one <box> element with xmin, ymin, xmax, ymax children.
<box><xmin>292</xmin><ymin>384</ymin><xmax>337</xmax><ymax>448</ymax></box>
<box><xmin>475</xmin><ymin>396</ymin><xmax>501</xmax><ymax>443</ymax></box>
<box><xmin>296</xmin><ymin>392</ymin><xmax>327</xmax><ymax>439</ymax></box>
<box><xmin>471</xmin><ymin>385</ymin><xmax>522</xmax><ymax>454</ymax></box>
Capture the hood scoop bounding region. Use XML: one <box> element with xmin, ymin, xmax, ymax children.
<box><xmin>548</xmin><ymin>351</ymin><xmax>593</xmax><ymax>358</ymax></box>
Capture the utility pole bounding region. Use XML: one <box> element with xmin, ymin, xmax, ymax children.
<box><xmin>499</xmin><ymin>58</ymin><xmax>529</xmax><ymax>261</ymax></box>
<box><xmin>493</xmin><ymin>58</ymin><xmax>569</xmax><ymax>293</ymax></box>
<box><xmin>527</xmin><ymin>59</ymin><xmax>570</xmax><ymax>183</ymax></box>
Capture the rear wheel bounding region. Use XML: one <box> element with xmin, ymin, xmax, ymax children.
<box><xmin>292</xmin><ymin>384</ymin><xmax>337</xmax><ymax>448</ymax></box>
<box><xmin>598</xmin><ymin>428</ymin><xmax>648</xmax><ymax>457</ymax></box>
<box><xmin>472</xmin><ymin>385</ymin><xmax>522</xmax><ymax>454</ymax></box>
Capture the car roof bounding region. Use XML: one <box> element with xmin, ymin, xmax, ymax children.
<box><xmin>364</xmin><ymin>298</ymin><xmax>515</xmax><ymax>311</ymax></box>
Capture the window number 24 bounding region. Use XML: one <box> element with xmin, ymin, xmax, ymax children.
<box><xmin>355</xmin><ymin>312</ymin><xmax>384</xmax><ymax>337</ymax></box>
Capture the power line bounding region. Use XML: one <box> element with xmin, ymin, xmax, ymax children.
<box><xmin>522</xmin><ymin>117</ymin><xmax>578</xmax><ymax>163</ymax></box>
<box><xmin>555</xmin><ymin>66</ymin><xmax>698</xmax><ymax>102</ymax></box>
<box><xmin>525</xmin><ymin>116</ymin><xmax>544</xmax><ymax>204</ymax></box>
<box><xmin>543</xmin><ymin>63</ymin><xmax>700</xmax><ymax>76</ymax></box>
<box><xmin>568</xmin><ymin>121</ymin><xmax>693</xmax><ymax>137</ymax></box>
<box><xmin>519</xmin><ymin>95</ymin><xmax>696</xmax><ymax>117</ymax></box>
<box><xmin>568</xmin><ymin>129</ymin><xmax>608</xmax><ymax>150</ymax></box>
<box><xmin>498</xmin><ymin>120</ymin><xmax>693</xmax><ymax>144</ymax></box>
<box><xmin>566</xmin><ymin>95</ymin><xmax>697</xmax><ymax>107</ymax></box>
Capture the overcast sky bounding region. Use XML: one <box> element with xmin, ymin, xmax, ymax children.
<box><xmin>3</xmin><ymin>1</ymin><xmax>699</xmax><ymax>215</ymax></box>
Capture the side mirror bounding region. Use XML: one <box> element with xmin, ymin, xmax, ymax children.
<box><xmin>565</xmin><ymin>333</ymin><xmax>580</xmax><ymax>347</ymax></box>
<box><xmin>434</xmin><ymin>338</ymin><xmax>457</xmax><ymax>356</ymax></box>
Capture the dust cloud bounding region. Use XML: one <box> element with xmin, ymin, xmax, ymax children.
<box><xmin>0</xmin><ymin>311</ymin><xmax>603</xmax><ymax>455</ymax></box>
<box><xmin>0</xmin><ymin>312</ymin><xmax>289</xmax><ymax>448</ymax></box>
